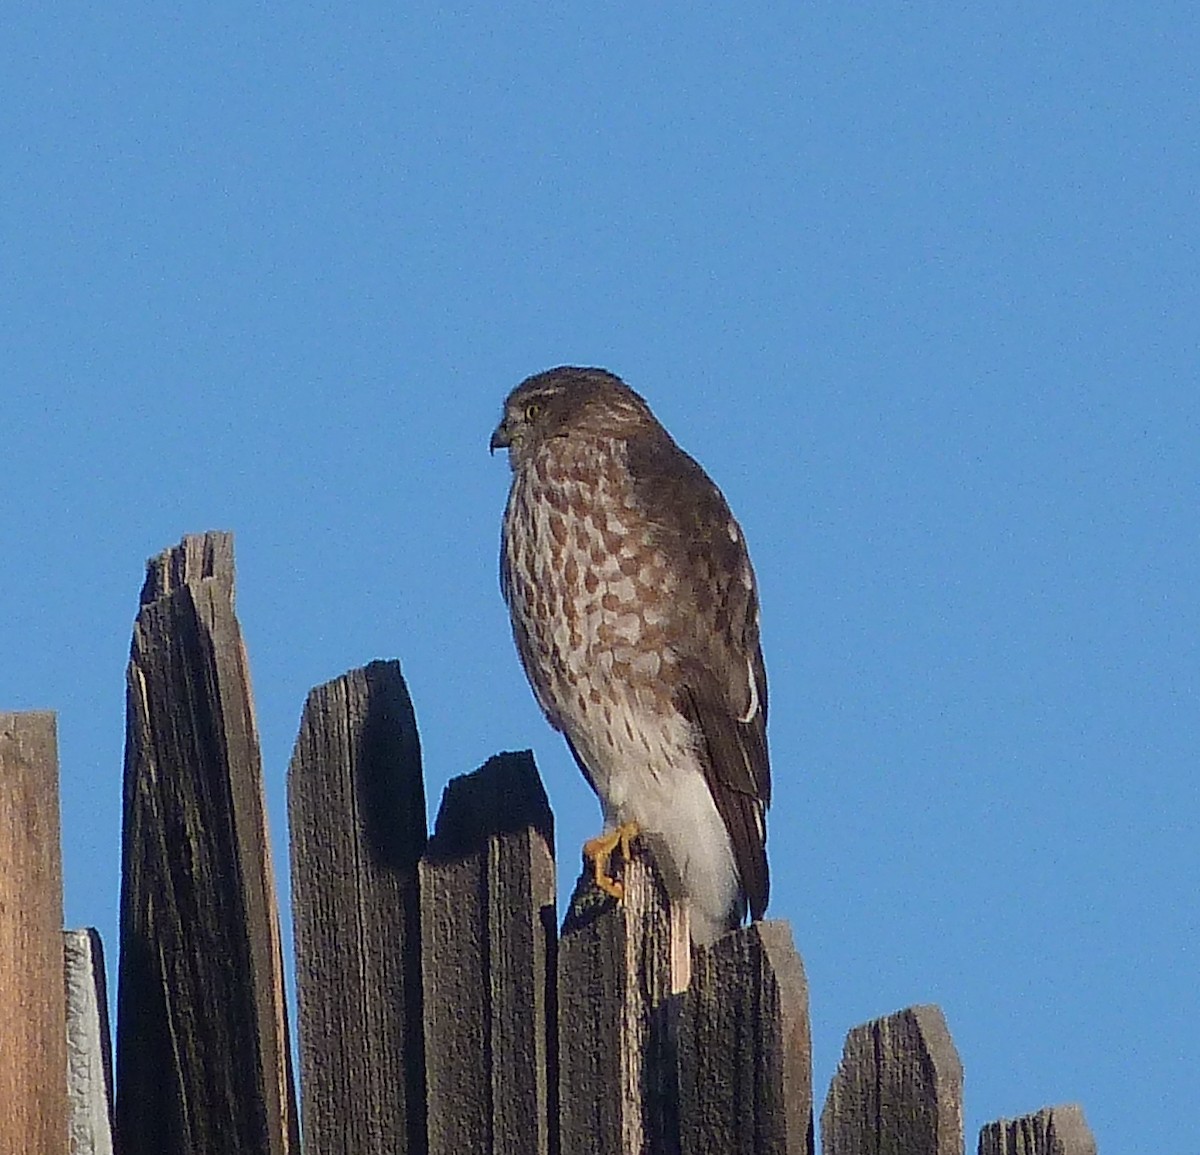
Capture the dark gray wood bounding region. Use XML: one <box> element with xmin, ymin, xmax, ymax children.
<box><xmin>821</xmin><ymin>1004</ymin><xmax>963</xmax><ymax>1155</ymax></box>
<box><xmin>64</xmin><ymin>928</ymin><xmax>114</xmax><ymax>1155</ymax></box>
<box><xmin>288</xmin><ymin>661</ymin><xmax>428</xmax><ymax>1155</ymax></box>
<box><xmin>139</xmin><ymin>528</ymin><xmax>235</xmax><ymax>604</ymax></box>
<box><xmin>557</xmin><ymin>832</ymin><xmax>691</xmax><ymax>1155</ymax></box>
<box><xmin>0</xmin><ymin>712</ymin><xmax>67</xmax><ymax>1155</ymax></box>
<box><xmin>678</xmin><ymin>921</ymin><xmax>813</xmax><ymax>1155</ymax></box>
<box><xmin>420</xmin><ymin>750</ymin><xmax>557</xmax><ymax>1155</ymax></box>
<box><xmin>977</xmin><ymin>1104</ymin><xmax>1096</xmax><ymax>1155</ymax></box>
<box><xmin>115</xmin><ymin>531</ymin><xmax>298</xmax><ymax>1155</ymax></box>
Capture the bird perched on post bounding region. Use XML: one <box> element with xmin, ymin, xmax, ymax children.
<box><xmin>491</xmin><ymin>366</ymin><xmax>770</xmax><ymax>947</ymax></box>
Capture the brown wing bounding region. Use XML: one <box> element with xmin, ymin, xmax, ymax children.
<box><xmin>626</xmin><ymin>429</ymin><xmax>771</xmax><ymax>920</ymax></box>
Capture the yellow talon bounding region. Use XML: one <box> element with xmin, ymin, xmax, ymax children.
<box><xmin>582</xmin><ymin>821</ymin><xmax>640</xmax><ymax>900</ymax></box>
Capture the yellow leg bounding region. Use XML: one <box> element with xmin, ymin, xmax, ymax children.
<box><xmin>582</xmin><ymin>821</ymin><xmax>640</xmax><ymax>900</ymax></box>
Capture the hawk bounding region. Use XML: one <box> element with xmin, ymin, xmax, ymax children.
<box><xmin>491</xmin><ymin>367</ymin><xmax>770</xmax><ymax>946</ymax></box>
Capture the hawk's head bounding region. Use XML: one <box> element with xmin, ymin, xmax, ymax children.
<box><xmin>490</xmin><ymin>366</ymin><xmax>656</xmax><ymax>469</ymax></box>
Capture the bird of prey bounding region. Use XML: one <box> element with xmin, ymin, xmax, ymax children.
<box><xmin>491</xmin><ymin>367</ymin><xmax>770</xmax><ymax>946</ymax></box>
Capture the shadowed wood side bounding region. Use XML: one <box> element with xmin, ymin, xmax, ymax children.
<box><xmin>679</xmin><ymin>921</ymin><xmax>813</xmax><ymax>1155</ymax></box>
<box><xmin>64</xmin><ymin>928</ymin><xmax>114</xmax><ymax>1155</ymax></box>
<box><xmin>821</xmin><ymin>1004</ymin><xmax>963</xmax><ymax>1155</ymax></box>
<box><xmin>0</xmin><ymin>712</ymin><xmax>67</xmax><ymax>1155</ymax></box>
<box><xmin>557</xmin><ymin>833</ymin><xmax>691</xmax><ymax>1155</ymax></box>
<box><xmin>115</xmin><ymin>531</ymin><xmax>297</xmax><ymax>1155</ymax></box>
<box><xmin>978</xmin><ymin>1104</ymin><xmax>1097</xmax><ymax>1155</ymax></box>
<box><xmin>420</xmin><ymin>751</ymin><xmax>557</xmax><ymax>1155</ymax></box>
<box><xmin>288</xmin><ymin>660</ymin><xmax>428</xmax><ymax>1155</ymax></box>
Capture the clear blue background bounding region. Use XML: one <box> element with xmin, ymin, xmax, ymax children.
<box><xmin>3</xmin><ymin>5</ymin><xmax>1196</xmax><ymax>1150</ymax></box>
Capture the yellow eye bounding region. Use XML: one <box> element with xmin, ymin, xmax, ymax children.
<box><xmin>524</xmin><ymin>402</ymin><xmax>542</xmax><ymax>422</ymax></box>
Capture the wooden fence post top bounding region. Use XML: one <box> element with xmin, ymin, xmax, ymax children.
<box><xmin>292</xmin><ymin>659</ymin><xmax>427</xmax><ymax>874</ymax></box>
<box><xmin>64</xmin><ymin>928</ymin><xmax>114</xmax><ymax>1155</ymax></box>
<box><xmin>288</xmin><ymin>660</ymin><xmax>427</xmax><ymax>1155</ymax></box>
<box><xmin>117</xmin><ymin>530</ymin><xmax>297</xmax><ymax>1155</ymax></box>
<box><xmin>425</xmin><ymin>749</ymin><xmax>553</xmax><ymax>862</ymax></box>
<box><xmin>694</xmin><ymin>919</ymin><xmax>810</xmax><ymax>1035</ymax></box>
<box><xmin>560</xmin><ymin>829</ymin><xmax>689</xmax><ymax>962</ymax></box>
<box><xmin>0</xmin><ymin>708</ymin><xmax>57</xmax><ymax>733</ymax></box>
<box><xmin>139</xmin><ymin>530</ymin><xmax>235</xmax><ymax>604</ymax></box>
<box><xmin>822</xmin><ymin>1003</ymin><xmax>963</xmax><ymax>1155</ymax></box>
<box><xmin>557</xmin><ymin>833</ymin><xmax>691</xmax><ymax>1155</ymax></box>
<box><xmin>720</xmin><ymin>918</ymin><xmax>806</xmax><ymax>987</ymax></box>
<box><xmin>904</xmin><ymin>1004</ymin><xmax>962</xmax><ymax>1084</ymax></box>
<box><xmin>978</xmin><ymin>1103</ymin><xmax>1096</xmax><ymax>1155</ymax></box>
<box><xmin>420</xmin><ymin>750</ymin><xmax>557</xmax><ymax>1155</ymax></box>
<box><xmin>0</xmin><ymin>710</ymin><xmax>67</xmax><ymax>1155</ymax></box>
<box><xmin>680</xmin><ymin>918</ymin><xmax>814</xmax><ymax>1155</ymax></box>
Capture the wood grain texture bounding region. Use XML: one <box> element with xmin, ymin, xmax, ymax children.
<box><xmin>288</xmin><ymin>660</ymin><xmax>428</xmax><ymax>1155</ymax></box>
<box><xmin>977</xmin><ymin>1104</ymin><xmax>1096</xmax><ymax>1155</ymax></box>
<box><xmin>420</xmin><ymin>751</ymin><xmax>556</xmax><ymax>1155</ymax></box>
<box><xmin>0</xmin><ymin>711</ymin><xmax>67</xmax><ymax>1155</ymax></box>
<box><xmin>557</xmin><ymin>832</ymin><xmax>691</xmax><ymax>1155</ymax></box>
<box><xmin>821</xmin><ymin>1004</ymin><xmax>963</xmax><ymax>1155</ymax></box>
<box><xmin>678</xmin><ymin>921</ymin><xmax>813</xmax><ymax>1155</ymax></box>
<box><xmin>115</xmin><ymin>531</ymin><xmax>297</xmax><ymax>1155</ymax></box>
<box><xmin>64</xmin><ymin>928</ymin><xmax>115</xmax><ymax>1155</ymax></box>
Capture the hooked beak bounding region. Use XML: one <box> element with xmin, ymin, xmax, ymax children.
<box><xmin>489</xmin><ymin>419</ymin><xmax>511</xmax><ymax>455</ymax></box>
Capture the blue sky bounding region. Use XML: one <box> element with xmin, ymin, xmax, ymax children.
<box><xmin>3</xmin><ymin>4</ymin><xmax>1196</xmax><ymax>1149</ymax></box>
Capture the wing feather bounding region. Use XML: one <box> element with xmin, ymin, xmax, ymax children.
<box><xmin>626</xmin><ymin>430</ymin><xmax>772</xmax><ymax>920</ymax></box>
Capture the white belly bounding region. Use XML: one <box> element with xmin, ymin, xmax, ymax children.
<box><xmin>564</xmin><ymin>689</ymin><xmax>742</xmax><ymax>947</ymax></box>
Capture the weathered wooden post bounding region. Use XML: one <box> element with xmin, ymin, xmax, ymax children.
<box><xmin>420</xmin><ymin>751</ymin><xmax>557</xmax><ymax>1155</ymax></box>
<box><xmin>557</xmin><ymin>834</ymin><xmax>691</xmax><ymax>1155</ymax></box>
<box><xmin>64</xmin><ymin>928</ymin><xmax>115</xmax><ymax>1155</ymax></box>
<box><xmin>115</xmin><ymin>531</ymin><xmax>297</xmax><ymax>1154</ymax></box>
<box><xmin>0</xmin><ymin>711</ymin><xmax>68</xmax><ymax>1155</ymax></box>
<box><xmin>821</xmin><ymin>1004</ymin><xmax>964</xmax><ymax>1155</ymax></box>
<box><xmin>288</xmin><ymin>661</ymin><xmax>428</xmax><ymax>1155</ymax></box>
<box><xmin>678</xmin><ymin>921</ymin><xmax>813</xmax><ymax>1154</ymax></box>
<box><xmin>978</xmin><ymin>1104</ymin><xmax>1096</xmax><ymax>1155</ymax></box>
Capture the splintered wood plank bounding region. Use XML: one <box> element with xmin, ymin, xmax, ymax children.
<box><xmin>64</xmin><ymin>928</ymin><xmax>115</xmax><ymax>1155</ymax></box>
<box><xmin>0</xmin><ymin>712</ymin><xmax>67</xmax><ymax>1155</ymax></box>
<box><xmin>678</xmin><ymin>920</ymin><xmax>813</xmax><ymax>1155</ymax></box>
<box><xmin>288</xmin><ymin>661</ymin><xmax>428</xmax><ymax>1155</ymax></box>
<box><xmin>978</xmin><ymin>1104</ymin><xmax>1096</xmax><ymax>1155</ymax></box>
<box><xmin>557</xmin><ymin>832</ymin><xmax>691</xmax><ymax>1155</ymax></box>
<box><xmin>821</xmin><ymin>1004</ymin><xmax>963</xmax><ymax>1155</ymax></box>
<box><xmin>115</xmin><ymin>531</ymin><xmax>297</xmax><ymax>1155</ymax></box>
<box><xmin>420</xmin><ymin>751</ymin><xmax>556</xmax><ymax>1155</ymax></box>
